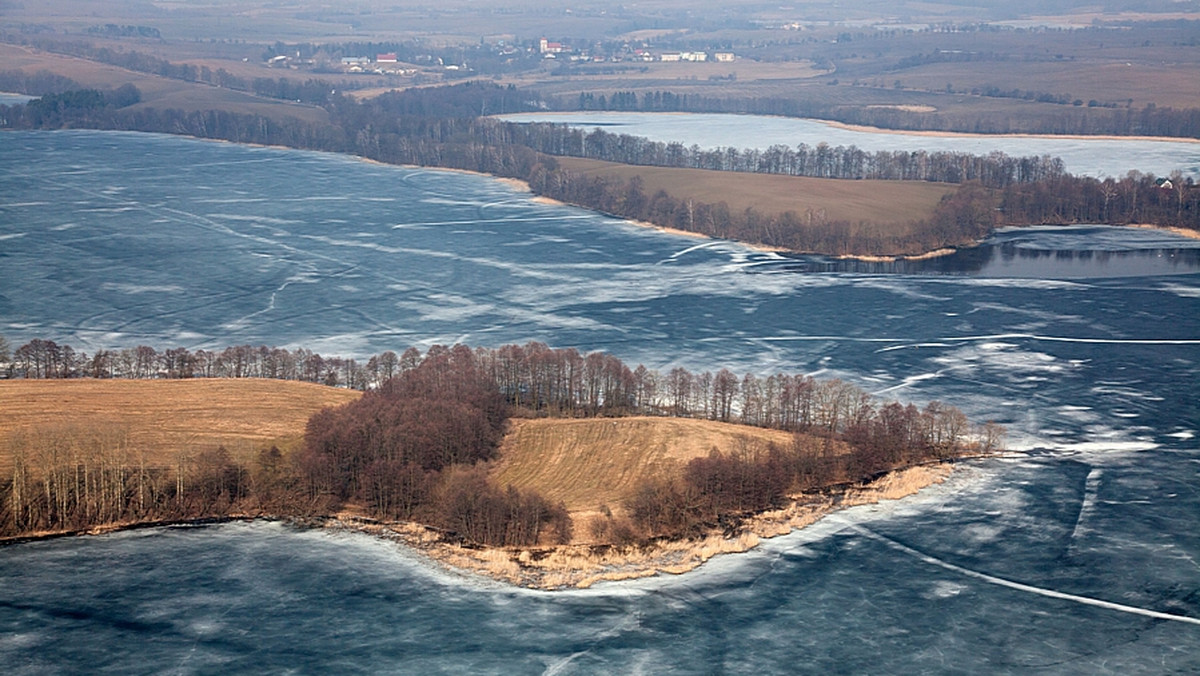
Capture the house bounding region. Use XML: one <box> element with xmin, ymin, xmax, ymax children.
<box><xmin>376</xmin><ymin>53</ymin><xmax>398</xmax><ymax>63</ymax></box>
<box><xmin>714</xmin><ymin>52</ymin><xmax>735</xmax><ymax>62</ymax></box>
<box><xmin>659</xmin><ymin>51</ymin><xmax>681</xmax><ymax>62</ymax></box>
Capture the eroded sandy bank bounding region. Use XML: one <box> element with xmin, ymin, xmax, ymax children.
<box><xmin>326</xmin><ymin>464</ymin><xmax>952</xmax><ymax>590</ymax></box>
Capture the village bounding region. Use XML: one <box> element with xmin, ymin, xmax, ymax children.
<box><xmin>265</xmin><ymin>37</ymin><xmax>735</xmax><ymax>76</ymax></box>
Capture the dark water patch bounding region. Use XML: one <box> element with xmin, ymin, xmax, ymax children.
<box><xmin>767</xmin><ymin>227</ymin><xmax>1200</xmax><ymax>278</ymax></box>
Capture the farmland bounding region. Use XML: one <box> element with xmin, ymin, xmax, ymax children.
<box><xmin>0</xmin><ymin>379</ymin><xmax>359</xmax><ymax>473</ymax></box>
<box><xmin>552</xmin><ymin>156</ymin><xmax>959</xmax><ymax>228</ymax></box>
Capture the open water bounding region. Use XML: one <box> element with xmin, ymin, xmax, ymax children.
<box><xmin>1</xmin><ymin>130</ymin><xmax>1197</xmax><ymax>673</ymax></box>
<box><xmin>499</xmin><ymin>111</ymin><xmax>1200</xmax><ymax>180</ymax></box>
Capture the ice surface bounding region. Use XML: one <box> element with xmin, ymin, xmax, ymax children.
<box><xmin>1</xmin><ymin>131</ymin><xmax>1198</xmax><ymax>673</ymax></box>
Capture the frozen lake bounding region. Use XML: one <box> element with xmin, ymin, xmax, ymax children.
<box><xmin>0</xmin><ymin>92</ymin><xmax>35</xmax><ymax>106</ymax></box>
<box><xmin>498</xmin><ymin>111</ymin><xmax>1200</xmax><ymax>180</ymax></box>
<box><xmin>1</xmin><ymin>130</ymin><xmax>1198</xmax><ymax>673</ymax></box>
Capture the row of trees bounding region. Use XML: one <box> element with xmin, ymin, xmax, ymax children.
<box><xmin>511</xmin><ymin>124</ymin><xmax>1067</xmax><ymax>187</ymax></box>
<box><xmin>2</xmin><ymin>424</ymin><xmax>276</xmax><ymax>536</ymax></box>
<box><xmin>999</xmin><ymin>172</ymin><xmax>1197</xmax><ymax>226</ymax></box>
<box><xmin>0</xmin><ymin>337</ymin><xmax>418</xmax><ymax>389</ymax></box>
<box><xmin>2</xmin><ymin>337</ymin><xmax>991</xmax><ymax>456</ymax></box>
<box><xmin>0</xmin><ymin>68</ymin><xmax>82</xmax><ymax>97</ymax></box>
<box><xmin>474</xmin><ymin>342</ymin><xmax>995</xmax><ymax>457</ymax></box>
<box><xmin>16</xmin><ymin>85</ymin><xmax>141</xmax><ymax>127</ymax></box>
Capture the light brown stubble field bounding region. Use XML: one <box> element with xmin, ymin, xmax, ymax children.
<box><xmin>0</xmin><ymin>379</ymin><xmax>360</xmax><ymax>473</ymax></box>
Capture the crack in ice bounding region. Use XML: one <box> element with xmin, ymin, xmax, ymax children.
<box><xmin>851</xmin><ymin>524</ymin><xmax>1200</xmax><ymax>627</ymax></box>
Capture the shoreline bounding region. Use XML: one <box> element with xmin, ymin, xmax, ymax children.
<box><xmin>30</xmin><ymin>130</ymin><xmax>1198</xmax><ymax>260</ymax></box>
<box><xmin>836</xmin><ymin>246</ymin><xmax>961</xmax><ymax>262</ymax></box>
<box><xmin>323</xmin><ymin>463</ymin><xmax>953</xmax><ymax>590</ymax></box>
<box><xmin>817</xmin><ymin>119</ymin><xmax>1200</xmax><ymax>145</ymax></box>
<box><xmin>0</xmin><ymin>464</ymin><xmax>954</xmax><ymax>590</ymax></box>
<box><xmin>1125</xmin><ymin>222</ymin><xmax>1200</xmax><ymax>241</ymax></box>
<box><xmin>377</xmin><ymin>155</ymin><xmax>1200</xmax><ymax>260</ymax></box>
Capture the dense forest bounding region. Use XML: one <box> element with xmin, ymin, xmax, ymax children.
<box><xmin>1</xmin><ymin>338</ymin><xmax>997</xmax><ymax>547</ymax></box>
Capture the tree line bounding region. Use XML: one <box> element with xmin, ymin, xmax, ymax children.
<box><xmin>3</xmin><ymin>423</ymin><xmax>277</xmax><ymax>538</ymax></box>
<box><xmin>528</xmin><ymin>160</ymin><xmax>1197</xmax><ymax>255</ymax></box>
<box><xmin>0</xmin><ymin>69</ymin><xmax>82</xmax><ymax>97</ymax></box>
<box><xmin>1</xmin><ymin>337</ymin><xmax>411</xmax><ymax>389</ymax></box>
<box><xmin>509</xmin><ymin>123</ymin><xmax>1066</xmax><ymax>187</ymax></box>
<box><xmin>16</xmin><ymin>85</ymin><xmax>142</xmax><ymax>127</ymax></box>
<box><xmin>1</xmin><ymin>336</ymin><xmax>993</xmax><ymax>446</ymax></box>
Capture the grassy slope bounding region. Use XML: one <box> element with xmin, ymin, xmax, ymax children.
<box><xmin>554</xmin><ymin>156</ymin><xmax>958</xmax><ymax>228</ymax></box>
<box><xmin>492</xmin><ymin>416</ymin><xmax>797</xmax><ymax>515</ymax></box>
<box><xmin>0</xmin><ymin>379</ymin><xmax>360</xmax><ymax>472</ymax></box>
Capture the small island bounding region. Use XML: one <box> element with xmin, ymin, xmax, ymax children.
<box><xmin>0</xmin><ymin>338</ymin><xmax>1001</xmax><ymax>588</ymax></box>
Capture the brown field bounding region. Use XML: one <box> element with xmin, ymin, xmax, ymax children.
<box><xmin>492</xmin><ymin>416</ymin><xmax>796</xmax><ymax>514</ymax></box>
<box><xmin>0</xmin><ymin>379</ymin><xmax>359</xmax><ymax>472</ymax></box>
<box><xmin>895</xmin><ymin>61</ymin><xmax>1200</xmax><ymax>110</ymax></box>
<box><xmin>554</xmin><ymin>156</ymin><xmax>957</xmax><ymax>226</ymax></box>
<box><xmin>0</xmin><ymin>43</ymin><xmax>331</xmax><ymax>125</ymax></box>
